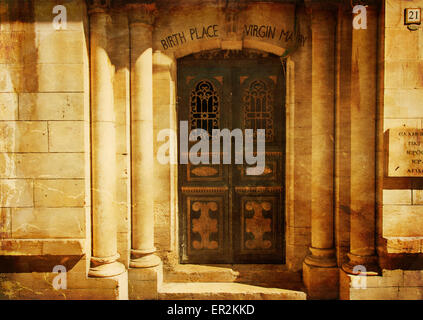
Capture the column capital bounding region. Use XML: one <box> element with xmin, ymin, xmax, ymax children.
<box><xmin>305</xmin><ymin>1</ymin><xmax>339</xmax><ymax>27</ymax></box>
<box><xmin>336</xmin><ymin>0</ymin><xmax>380</xmax><ymax>15</ymax></box>
<box><xmin>351</xmin><ymin>0</ymin><xmax>381</xmax><ymax>7</ymax></box>
<box><xmin>305</xmin><ymin>0</ymin><xmax>339</xmax><ymax>12</ymax></box>
<box><xmin>87</xmin><ymin>0</ymin><xmax>111</xmax><ymax>15</ymax></box>
<box><xmin>126</xmin><ymin>2</ymin><xmax>158</xmax><ymax>26</ymax></box>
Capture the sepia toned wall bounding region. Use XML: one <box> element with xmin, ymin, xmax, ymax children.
<box><xmin>0</xmin><ymin>0</ymin><xmax>129</xmax><ymax>299</ymax></box>
<box><xmin>341</xmin><ymin>0</ymin><xmax>423</xmax><ymax>300</ymax></box>
<box><xmin>381</xmin><ymin>0</ymin><xmax>423</xmax><ymax>255</ymax></box>
<box><xmin>0</xmin><ymin>0</ymin><xmax>422</xmax><ymax>300</ymax></box>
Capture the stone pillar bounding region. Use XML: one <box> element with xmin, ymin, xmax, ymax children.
<box><xmin>342</xmin><ymin>4</ymin><xmax>379</xmax><ymax>276</ymax></box>
<box><xmin>127</xmin><ymin>3</ymin><xmax>162</xmax><ymax>300</ymax></box>
<box><xmin>303</xmin><ymin>3</ymin><xmax>339</xmax><ymax>300</ymax></box>
<box><xmin>128</xmin><ymin>2</ymin><xmax>161</xmax><ymax>269</ymax></box>
<box><xmin>88</xmin><ymin>0</ymin><xmax>125</xmax><ymax>278</ymax></box>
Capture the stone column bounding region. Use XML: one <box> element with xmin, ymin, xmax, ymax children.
<box><xmin>128</xmin><ymin>3</ymin><xmax>161</xmax><ymax>269</ymax></box>
<box><xmin>342</xmin><ymin>4</ymin><xmax>379</xmax><ymax>276</ymax></box>
<box><xmin>88</xmin><ymin>0</ymin><xmax>125</xmax><ymax>277</ymax></box>
<box><xmin>302</xmin><ymin>3</ymin><xmax>339</xmax><ymax>299</ymax></box>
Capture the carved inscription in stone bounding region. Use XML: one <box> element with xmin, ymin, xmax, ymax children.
<box><xmin>388</xmin><ymin>128</ymin><xmax>423</xmax><ymax>177</ymax></box>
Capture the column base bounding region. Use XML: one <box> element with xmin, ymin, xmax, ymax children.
<box><xmin>341</xmin><ymin>253</ymin><xmax>380</xmax><ymax>276</ymax></box>
<box><xmin>303</xmin><ymin>261</ymin><xmax>339</xmax><ymax>300</ymax></box>
<box><xmin>129</xmin><ymin>262</ymin><xmax>163</xmax><ymax>300</ymax></box>
<box><xmin>304</xmin><ymin>247</ymin><xmax>337</xmax><ymax>267</ymax></box>
<box><xmin>130</xmin><ymin>249</ymin><xmax>161</xmax><ymax>268</ymax></box>
<box><xmin>88</xmin><ymin>256</ymin><xmax>126</xmax><ymax>278</ymax></box>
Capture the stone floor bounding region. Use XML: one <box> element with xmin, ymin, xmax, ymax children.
<box><xmin>160</xmin><ymin>264</ymin><xmax>306</xmax><ymax>300</ymax></box>
<box><xmin>159</xmin><ymin>282</ymin><xmax>306</xmax><ymax>300</ymax></box>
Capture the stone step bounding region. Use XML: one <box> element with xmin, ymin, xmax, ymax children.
<box><xmin>158</xmin><ymin>282</ymin><xmax>307</xmax><ymax>300</ymax></box>
<box><xmin>163</xmin><ymin>264</ymin><xmax>239</xmax><ymax>283</ymax></box>
<box><xmin>163</xmin><ymin>264</ymin><xmax>304</xmax><ymax>290</ymax></box>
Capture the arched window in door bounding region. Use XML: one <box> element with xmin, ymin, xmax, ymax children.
<box><xmin>189</xmin><ymin>80</ymin><xmax>220</xmax><ymax>137</ymax></box>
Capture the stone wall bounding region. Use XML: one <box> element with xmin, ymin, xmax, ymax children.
<box><xmin>341</xmin><ymin>270</ymin><xmax>423</xmax><ymax>300</ymax></box>
<box><xmin>0</xmin><ymin>0</ymin><xmax>129</xmax><ymax>299</ymax></box>
<box><xmin>341</xmin><ymin>0</ymin><xmax>423</xmax><ymax>300</ymax></box>
<box><xmin>0</xmin><ymin>0</ymin><xmax>89</xmax><ymax>246</ymax></box>
<box><xmin>381</xmin><ymin>0</ymin><xmax>423</xmax><ymax>258</ymax></box>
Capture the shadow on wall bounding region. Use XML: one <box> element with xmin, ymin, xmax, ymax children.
<box><xmin>0</xmin><ymin>255</ymin><xmax>83</xmax><ymax>273</ymax></box>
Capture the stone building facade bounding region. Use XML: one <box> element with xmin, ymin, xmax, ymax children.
<box><xmin>0</xmin><ymin>0</ymin><xmax>423</xmax><ymax>300</ymax></box>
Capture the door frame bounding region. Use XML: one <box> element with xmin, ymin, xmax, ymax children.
<box><xmin>175</xmin><ymin>49</ymin><xmax>289</xmax><ymax>265</ymax></box>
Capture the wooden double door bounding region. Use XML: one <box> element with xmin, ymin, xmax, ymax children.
<box><xmin>178</xmin><ymin>52</ymin><xmax>285</xmax><ymax>264</ymax></box>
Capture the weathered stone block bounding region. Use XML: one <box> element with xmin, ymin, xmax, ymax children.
<box><xmin>0</xmin><ymin>239</ymin><xmax>85</xmax><ymax>258</ymax></box>
<box><xmin>383</xmin><ymin>189</ymin><xmax>412</xmax><ymax>205</ymax></box>
<box><xmin>0</xmin><ymin>93</ymin><xmax>18</xmax><ymax>120</ymax></box>
<box><xmin>42</xmin><ymin>239</ymin><xmax>86</xmax><ymax>255</ymax></box>
<box><xmin>413</xmin><ymin>190</ymin><xmax>423</xmax><ymax>204</ymax></box>
<box><xmin>386</xmin><ymin>237</ymin><xmax>423</xmax><ymax>253</ymax></box>
<box><xmin>350</xmin><ymin>287</ymin><xmax>399</xmax><ymax>300</ymax></box>
<box><xmin>0</xmin><ymin>239</ymin><xmax>43</xmax><ymax>256</ymax></box>
<box><xmin>0</xmin><ymin>208</ymin><xmax>11</xmax><ymax>238</ymax></box>
<box><xmin>403</xmin><ymin>61</ymin><xmax>423</xmax><ymax>89</ymax></box>
<box><xmin>398</xmin><ymin>287</ymin><xmax>423</xmax><ymax>300</ymax></box>
<box><xmin>385</xmin><ymin>1</ymin><xmax>404</xmax><ymax>28</ymax></box>
<box><xmin>383</xmin><ymin>205</ymin><xmax>423</xmax><ymax>237</ymax></box>
<box><xmin>11</xmin><ymin>207</ymin><xmax>85</xmax><ymax>239</ymax></box>
<box><xmin>0</xmin><ymin>121</ymin><xmax>48</xmax><ymax>152</ymax></box>
<box><xmin>48</xmin><ymin>121</ymin><xmax>85</xmax><ymax>152</ymax></box>
<box><xmin>0</xmin><ymin>179</ymin><xmax>33</xmax><ymax>207</ymax></box>
<box><xmin>15</xmin><ymin>153</ymin><xmax>85</xmax><ymax>178</ymax></box>
<box><xmin>385</xmin><ymin>61</ymin><xmax>405</xmax><ymax>89</ymax></box>
<box><xmin>366</xmin><ymin>269</ymin><xmax>404</xmax><ymax>288</ymax></box>
<box><xmin>403</xmin><ymin>270</ymin><xmax>423</xmax><ymax>287</ymax></box>
<box><xmin>19</xmin><ymin>93</ymin><xmax>85</xmax><ymax>121</ymax></box>
<box><xmin>385</xmin><ymin>28</ymin><xmax>419</xmax><ymax>61</ymax></box>
<box><xmin>0</xmin><ymin>32</ymin><xmax>24</xmax><ymax>64</ymax></box>
<box><xmin>36</xmin><ymin>31</ymin><xmax>84</xmax><ymax>64</ymax></box>
<box><xmin>0</xmin><ymin>65</ymin><xmax>21</xmax><ymax>92</ymax></box>
<box><xmin>34</xmin><ymin>179</ymin><xmax>85</xmax><ymax>207</ymax></box>
<box><xmin>37</xmin><ymin>64</ymin><xmax>84</xmax><ymax>92</ymax></box>
<box><xmin>384</xmin><ymin>89</ymin><xmax>423</xmax><ymax>119</ymax></box>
